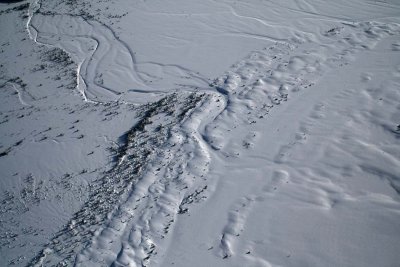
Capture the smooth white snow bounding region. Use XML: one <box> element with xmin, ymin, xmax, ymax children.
<box><xmin>0</xmin><ymin>0</ymin><xmax>399</xmax><ymax>266</ymax></box>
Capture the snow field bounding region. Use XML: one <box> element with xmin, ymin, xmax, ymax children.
<box><xmin>0</xmin><ymin>0</ymin><xmax>400</xmax><ymax>266</ymax></box>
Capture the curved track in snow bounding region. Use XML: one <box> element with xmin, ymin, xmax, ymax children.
<box><xmin>21</xmin><ymin>0</ymin><xmax>400</xmax><ymax>266</ymax></box>
<box><xmin>27</xmin><ymin>0</ymin><xmax>149</xmax><ymax>103</ymax></box>
<box><xmin>27</xmin><ymin>0</ymin><xmax>210</xmax><ymax>104</ymax></box>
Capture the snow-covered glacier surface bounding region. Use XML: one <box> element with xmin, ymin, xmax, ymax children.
<box><xmin>0</xmin><ymin>0</ymin><xmax>399</xmax><ymax>266</ymax></box>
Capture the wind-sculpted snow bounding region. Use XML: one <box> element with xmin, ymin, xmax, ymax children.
<box><xmin>204</xmin><ymin>21</ymin><xmax>399</xmax><ymax>154</ymax></box>
<box><xmin>161</xmin><ymin>21</ymin><xmax>400</xmax><ymax>267</ymax></box>
<box><xmin>1</xmin><ymin>0</ymin><xmax>400</xmax><ymax>266</ymax></box>
<box><xmin>29</xmin><ymin>92</ymin><xmax>219</xmax><ymax>266</ymax></box>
